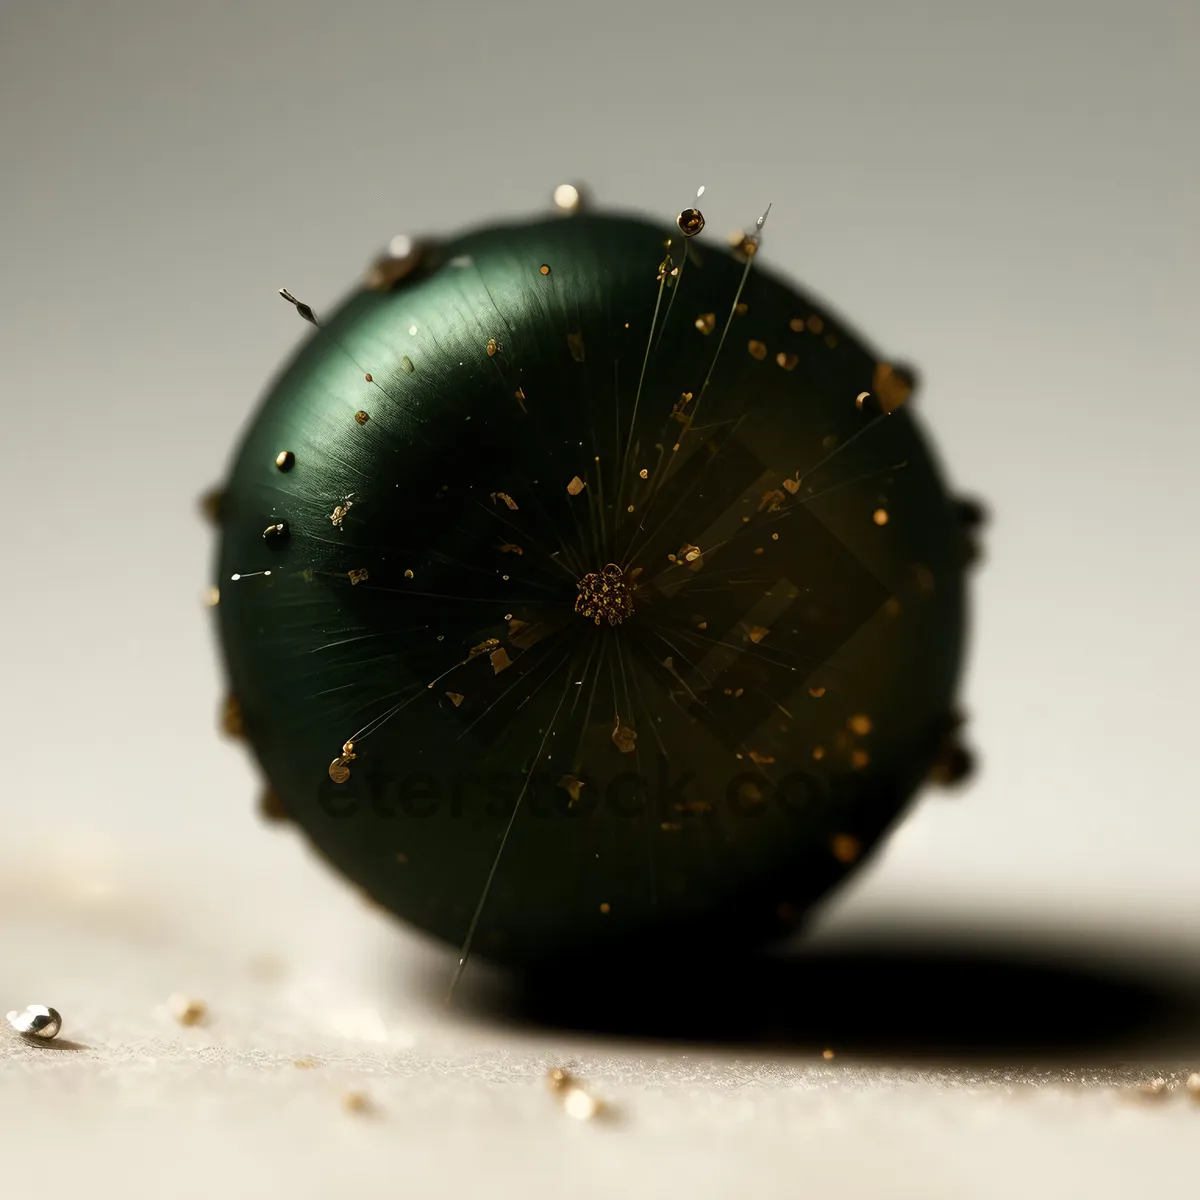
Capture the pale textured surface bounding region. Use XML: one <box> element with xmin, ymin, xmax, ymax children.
<box><xmin>3</xmin><ymin>840</ymin><xmax>1199</xmax><ymax>1199</ymax></box>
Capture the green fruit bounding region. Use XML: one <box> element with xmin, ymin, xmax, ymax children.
<box><xmin>211</xmin><ymin>208</ymin><xmax>976</xmax><ymax>974</ymax></box>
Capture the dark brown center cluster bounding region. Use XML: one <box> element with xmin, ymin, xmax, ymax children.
<box><xmin>575</xmin><ymin>564</ymin><xmax>635</xmax><ymax>626</ymax></box>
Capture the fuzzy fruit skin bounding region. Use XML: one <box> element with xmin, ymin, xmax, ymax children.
<box><xmin>213</xmin><ymin>211</ymin><xmax>969</xmax><ymax>969</ymax></box>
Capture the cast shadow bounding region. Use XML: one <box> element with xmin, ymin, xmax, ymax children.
<box><xmin>14</xmin><ymin>1036</ymin><xmax>90</xmax><ymax>1052</ymax></box>
<box><xmin>431</xmin><ymin>924</ymin><xmax>1200</xmax><ymax>1063</ymax></box>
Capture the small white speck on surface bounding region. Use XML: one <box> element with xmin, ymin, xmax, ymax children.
<box><xmin>562</xmin><ymin>1087</ymin><xmax>601</xmax><ymax>1121</ymax></box>
<box><xmin>547</xmin><ymin>1067</ymin><xmax>605</xmax><ymax>1121</ymax></box>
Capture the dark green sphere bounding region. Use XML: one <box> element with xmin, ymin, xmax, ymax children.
<box><xmin>212</xmin><ymin>209</ymin><xmax>972</xmax><ymax>970</ymax></box>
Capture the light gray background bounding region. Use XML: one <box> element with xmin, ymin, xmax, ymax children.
<box><xmin>1</xmin><ymin>1</ymin><xmax>1197</xmax><ymax>1196</ymax></box>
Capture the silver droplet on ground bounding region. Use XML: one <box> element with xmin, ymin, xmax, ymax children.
<box><xmin>6</xmin><ymin>1004</ymin><xmax>62</xmax><ymax>1039</ymax></box>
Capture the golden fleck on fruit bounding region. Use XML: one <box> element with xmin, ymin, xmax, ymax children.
<box><xmin>557</xmin><ymin>775</ymin><xmax>585</xmax><ymax>802</ymax></box>
<box><xmin>612</xmin><ymin>718</ymin><xmax>637</xmax><ymax>754</ymax></box>
<box><xmin>748</xmin><ymin>339</ymin><xmax>768</xmax><ymax>360</ymax></box>
<box><xmin>737</xmin><ymin>781</ymin><xmax>764</xmax><ymax>806</ymax></box>
<box><xmin>467</xmin><ymin>637</ymin><xmax>500</xmax><ymax>661</ymax></box>
<box><xmin>831</xmin><ymin>834</ymin><xmax>862</xmax><ymax>864</ymax></box>
<box><xmin>199</xmin><ymin>486</ymin><xmax>223</xmax><ymax>524</ymax></box>
<box><xmin>872</xmin><ymin>362</ymin><xmax>914</xmax><ymax>413</ymax></box>
<box><xmin>259</xmin><ymin>786</ymin><xmax>288</xmax><ymax>823</ymax></box>
<box><xmin>220</xmin><ymin>693</ymin><xmax>244</xmax><ymax>738</ymax></box>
